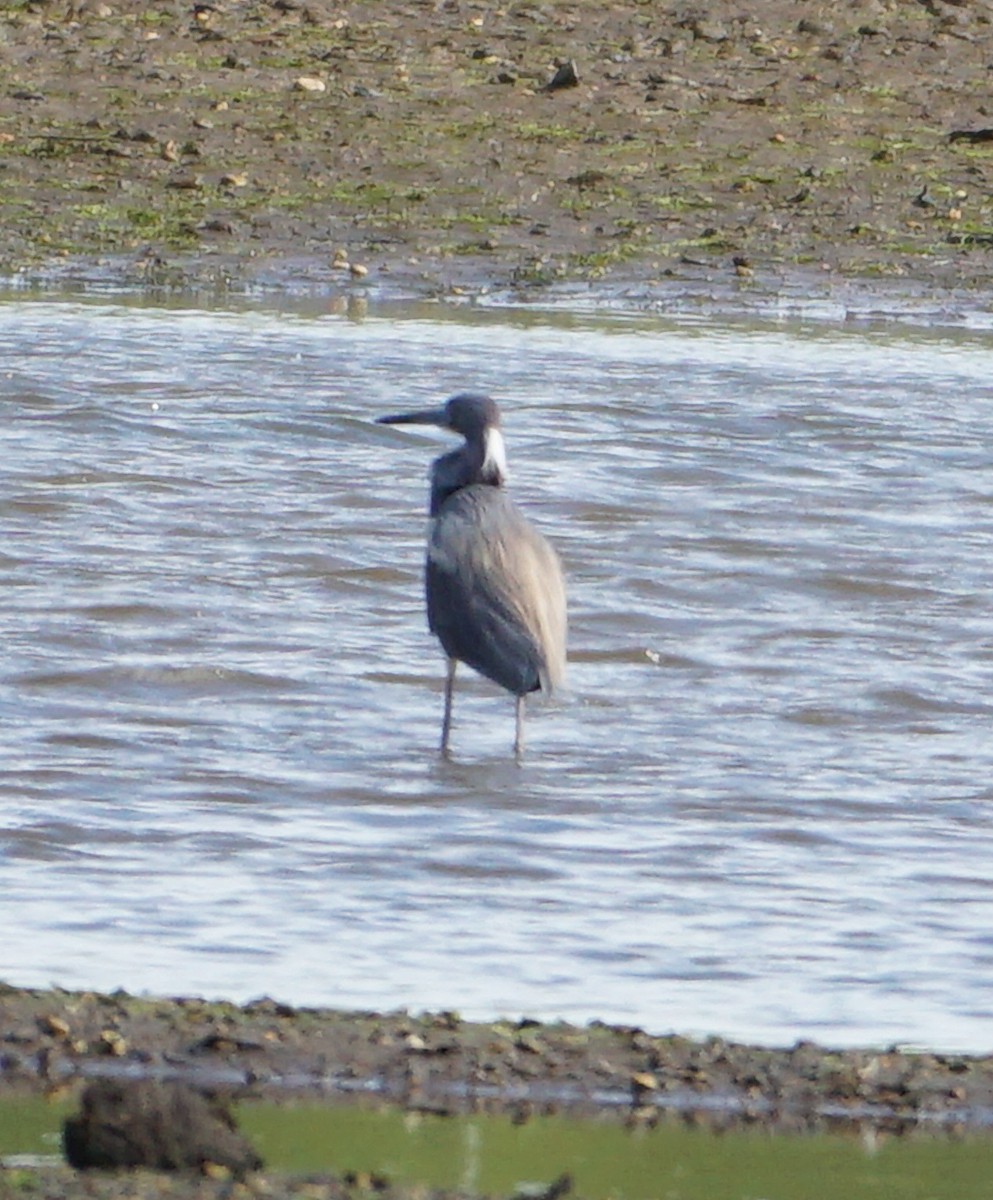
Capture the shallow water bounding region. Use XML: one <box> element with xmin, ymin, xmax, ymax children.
<box><xmin>2</xmin><ymin>292</ymin><xmax>993</xmax><ymax>1052</ymax></box>
<box><xmin>2</xmin><ymin>1092</ymin><xmax>990</xmax><ymax>1200</ymax></box>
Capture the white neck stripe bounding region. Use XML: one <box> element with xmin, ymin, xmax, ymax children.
<box><xmin>482</xmin><ymin>427</ymin><xmax>509</xmax><ymax>481</ymax></box>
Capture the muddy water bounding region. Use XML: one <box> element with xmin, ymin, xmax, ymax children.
<box><xmin>2</xmin><ymin>293</ymin><xmax>993</xmax><ymax>1053</ymax></box>
<box><xmin>2</xmin><ymin>1092</ymin><xmax>989</xmax><ymax>1200</ymax></box>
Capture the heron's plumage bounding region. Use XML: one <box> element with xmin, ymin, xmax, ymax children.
<box><xmin>377</xmin><ymin>392</ymin><xmax>566</xmax><ymax>755</ymax></box>
<box><xmin>427</xmin><ymin>485</ymin><xmax>566</xmax><ymax>697</ymax></box>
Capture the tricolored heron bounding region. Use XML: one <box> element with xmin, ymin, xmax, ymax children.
<box><xmin>377</xmin><ymin>394</ymin><xmax>566</xmax><ymax>757</ymax></box>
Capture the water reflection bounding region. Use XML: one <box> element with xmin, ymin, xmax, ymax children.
<box><xmin>1</xmin><ymin>294</ymin><xmax>993</xmax><ymax>1051</ymax></box>
<box><xmin>2</xmin><ymin>1091</ymin><xmax>990</xmax><ymax>1200</ymax></box>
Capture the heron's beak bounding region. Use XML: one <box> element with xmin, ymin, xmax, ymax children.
<box><xmin>377</xmin><ymin>407</ymin><xmax>449</xmax><ymax>428</ymax></box>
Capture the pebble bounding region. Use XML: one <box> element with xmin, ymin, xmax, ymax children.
<box><xmin>294</xmin><ymin>76</ymin><xmax>326</xmax><ymax>93</ymax></box>
<box><xmin>545</xmin><ymin>60</ymin><xmax>579</xmax><ymax>91</ymax></box>
<box><xmin>38</xmin><ymin>1014</ymin><xmax>71</xmax><ymax>1039</ymax></box>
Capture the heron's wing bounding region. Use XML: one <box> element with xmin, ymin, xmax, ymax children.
<box><xmin>426</xmin><ymin>488</ymin><xmax>566</xmax><ymax>696</ymax></box>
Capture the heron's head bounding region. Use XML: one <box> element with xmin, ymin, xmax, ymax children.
<box><xmin>377</xmin><ymin>393</ymin><xmax>501</xmax><ymax>437</ymax></box>
<box><xmin>378</xmin><ymin>393</ymin><xmax>508</xmax><ymax>490</ymax></box>
<box><xmin>378</xmin><ymin>394</ymin><xmax>511</xmax><ymax>508</ymax></box>
<box><xmin>442</xmin><ymin>394</ymin><xmax>501</xmax><ymax>438</ymax></box>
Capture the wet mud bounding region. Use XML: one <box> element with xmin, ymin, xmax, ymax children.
<box><xmin>2</xmin><ymin>982</ymin><xmax>993</xmax><ymax>1199</ymax></box>
<box><xmin>5</xmin><ymin>983</ymin><xmax>992</xmax><ymax>1124</ymax></box>
<box><xmin>61</xmin><ymin>1079</ymin><xmax>262</xmax><ymax>1176</ymax></box>
<box><xmin>2</xmin><ymin>0</ymin><xmax>993</xmax><ymax>308</ymax></box>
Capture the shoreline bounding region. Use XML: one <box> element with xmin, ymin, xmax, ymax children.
<box><xmin>5</xmin><ymin>249</ymin><xmax>993</xmax><ymax>338</ymax></box>
<box><xmin>2</xmin><ymin>982</ymin><xmax>992</xmax><ymax>1129</ymax></box>
<box><xmin>3</xmin><ymin>1</ymin><xmax>993</xmax><ymax>319</ymax></box>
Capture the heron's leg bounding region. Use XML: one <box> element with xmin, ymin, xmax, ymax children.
<box><xmin>514</xmin><ymin>694</ymin><xmax>526</xmax><ymax>760</ymax></box>
<box><xmin>440</xmin><ymin>658</ymin><xmax>457</xmax><ymax>755</ymax></box>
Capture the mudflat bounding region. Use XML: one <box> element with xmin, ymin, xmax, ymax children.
<box><xmin>3</xmin><ymin>981</ymin><xmax>993</xmax><ymax>1124</ymax></box>
<box><xmin>1</xmin><ymin>0</ymin><xmax>993</xmax><ymax>298</ymax></box>
<box><xmin>3</xmin><ymin>982</ymin><xmax>993</xmax><ymax>1194</ymax></box>
<box><xmin>3</xmin><ymin>980</ymin><xmax>990</xmax><ymax>1118</ymax></box>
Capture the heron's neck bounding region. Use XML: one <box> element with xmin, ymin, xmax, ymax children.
<box><xmin>429</xmin><ymin>428</ymin><xmax>507</xmax><ymax>515</ymax></box>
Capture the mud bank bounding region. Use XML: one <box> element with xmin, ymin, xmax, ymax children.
<box><xmin>3</xmin><ymin>0</ymin><xmax>993</xmax><ymax>304</ymax></box>
<box><xmin>2</xmin><ymin>983</ymin><xmax>991</xmax><ymax>1124</ymax></box>
<box><xmin>3</xmin><ymin>983</ymin><xmax>992</xmax><ymax>1199</ymax></box>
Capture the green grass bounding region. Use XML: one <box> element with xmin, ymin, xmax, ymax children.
<box><xmin>513</xmin><ymin>121</ymin><xmax>575</xmax><ymax>142</ymax></box>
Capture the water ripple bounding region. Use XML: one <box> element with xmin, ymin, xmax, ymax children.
<box><xmin>1</xmin><ymin>296</ymin><xmax>992</xmax><ymax>1052</ymax></box>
